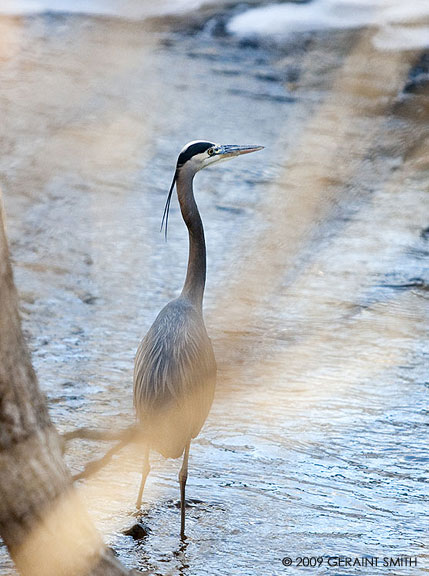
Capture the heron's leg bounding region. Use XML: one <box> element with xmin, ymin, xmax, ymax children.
<box><xmin>136</xmin><ymin>445</ymin><xmax>150</xmax><ymax>509</ymax></box>
<box><xmin>179</xmin><ymin>441</ymin><xmax>190</xmax><ymax>540</ymax></box>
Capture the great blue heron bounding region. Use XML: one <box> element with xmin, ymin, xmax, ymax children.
<box><xmin>133</xmin><ymin>140</ymin><xmax>263</xmax><ymax>539</ymax></box>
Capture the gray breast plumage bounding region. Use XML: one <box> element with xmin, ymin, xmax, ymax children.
<box><xmin>133</xmin><ymin>297</ymin><xmax>216</xmax><ymax>458</ymax></box>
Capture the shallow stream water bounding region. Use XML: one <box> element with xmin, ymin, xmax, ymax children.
<box><xmin>0</xmin><ymin>4</ymin><xmax>428</xmax><ymax>575</ymax></box>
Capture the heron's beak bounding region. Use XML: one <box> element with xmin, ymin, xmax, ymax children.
<box><xmin>217</xmin><ymin>144</ymin><xmax>264</xmax><ymax>158</ymax></box>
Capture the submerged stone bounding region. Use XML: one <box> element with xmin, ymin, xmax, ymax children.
<box><xmin>123</xmin><ymin>522</ymin><xmax>151</xmax><ymax>540</ymax></box>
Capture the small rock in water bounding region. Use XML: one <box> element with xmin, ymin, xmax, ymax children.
<box><xmin>82</xmin><ymin>293</ymin><xmax>98</xmax><ymax>305</ymax></box>
<box><xmin>216</xmin><ymin>204</ymin><xmax>244</xmax><ymax>215</ymax></box>
<box><xmin>123</xmin><ymin>522</ymin><xmax>151</xmax><ymax>540</ymax></box>
<box><xmin>403</xmin><ymin>52</ymin><xmax>429</xmax><ymax>94</ymax></box>
<box><xmin>420</xmin><ymin>226</ymin><xmax>429</xmax><ymax>241</ymax></box>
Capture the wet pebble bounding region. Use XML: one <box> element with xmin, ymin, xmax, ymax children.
<box><xmin>123</xmin><ymin>522</ymin><xmax>152</xmax><ymax>540</ymax></box>
<box><xmin>420</xmin><ymin>226</ymin><xmax>429</xmax><ymax>241</ymax></box>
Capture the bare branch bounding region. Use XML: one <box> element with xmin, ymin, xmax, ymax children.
<box><xmin>71</xmin><ymin>425</ymin><xmax>142</xmax><ymax>481</ymax></box>
<box><xmin>62</xmin><ymin>424</ymin><xmax>138</xmax><ymax>443</ymax></box>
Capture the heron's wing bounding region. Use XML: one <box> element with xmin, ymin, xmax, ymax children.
<box><xmin>133</xmin><ymin>299</ymin><xmax>216</xmax><ymax>415</ymax></box>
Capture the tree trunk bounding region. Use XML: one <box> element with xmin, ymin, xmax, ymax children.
<box><xmin>0</xmin><ymin>192</ymin><xmax>132</xmax><ymax>576</ymax></box>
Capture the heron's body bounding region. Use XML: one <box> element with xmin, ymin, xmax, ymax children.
<box><xmin>134</xmin><ymin>296</ymin><xmax>216</xmax><ymax>459</ymax></box>
<box><xmin>132</xmin><ymin>140</ymin><xmax>263</xmax><ymax>539</ymax></box>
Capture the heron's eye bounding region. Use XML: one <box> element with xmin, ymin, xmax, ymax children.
<box><xmin>207</xmin><ymin>148</ymin><xmax>214</xmax><ymax>156</ymax></box>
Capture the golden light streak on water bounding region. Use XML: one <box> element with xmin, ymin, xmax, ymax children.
<box><xmin>210</xmin><ymin>95</ymin><xmax>427</xmax><ymax>416</ymax></box>
<box><xmin>204</xmin><ymin>32</ymin><xmax>424</xmax><ymax>441</ymax></box>
<box><xmin>214</xmin><ymin>132</ymin><xmax>427</xmax><ymax>435</ymax></box>
<box><xmin>211</xmin><ymin>29</ymin><xmax>414</xmax><ymax>337</ymax></box>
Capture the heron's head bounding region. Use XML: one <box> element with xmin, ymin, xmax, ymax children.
<box><xmin>176</xmin><ymin>140</ymin><xmax>264</xmax><ymax>174</ymax></box>
<box><xmin>161</xmin><ymin>139</ymin><xmax>264</xmax><ymax>237</ymax></box>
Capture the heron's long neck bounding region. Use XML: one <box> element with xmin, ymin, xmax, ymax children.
<box><xmin>177</xmin><ymin>169</ymin><xmax>206</xmax><ymax>309</ymax></box>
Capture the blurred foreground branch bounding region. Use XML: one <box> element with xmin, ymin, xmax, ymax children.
<box><xmin>62</xmin><ymin>424</ymin><xmax>138</xmax><ymax>443</ymax></box>
<box><xmin>62</xmin><ymin>424</ymin><xmax>142</xmax><ymax>481</ymax></box>
<box><xmin>0</xmin><ymin>192</ymin><xmax>134</xmax><ymax>576</ymax></box>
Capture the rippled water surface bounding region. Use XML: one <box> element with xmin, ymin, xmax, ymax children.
<box><xmin>0</xmin><ymin>6</ymin><xmax>428</xmax><ymax>576</ymax></box>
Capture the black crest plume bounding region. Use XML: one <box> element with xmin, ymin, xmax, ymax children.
<box><xmin>160</xmin><ymin>142</ymin><xmax>213</xmax><ymax>240</ymax></box>
<box><xmin>160</xmin><ymin>169</ymin><xmax>178</xmax><ymax>240</ymax></box>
